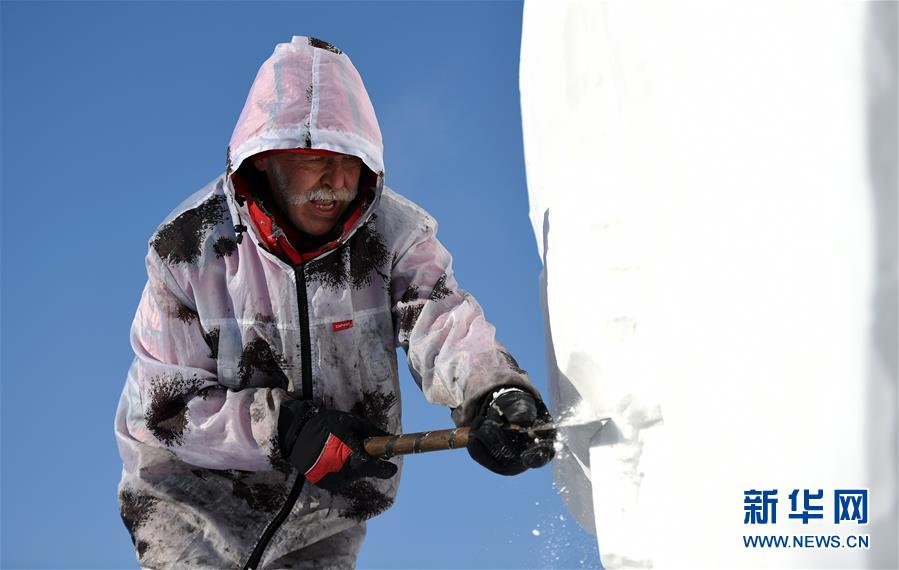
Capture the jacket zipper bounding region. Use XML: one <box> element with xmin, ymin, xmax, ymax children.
<box><xmin>295</xmin><ymin>265</ymin><xmax>313</xmax><ymax>400</ymax></box>
<box><xmin>243</xmin><ymin>265</ymin><xmax>313</xmax><ymax>570</ymax></box>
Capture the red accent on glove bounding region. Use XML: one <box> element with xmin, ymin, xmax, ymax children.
<box><xmin>304</xmin><ymin>433</ymin><xmax>353</xmax><ymax>484</ymax></box>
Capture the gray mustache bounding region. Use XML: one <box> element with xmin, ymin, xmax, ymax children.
<box><xmin>287</xmin><ymin>187</ymin><xmax>357</xmax><ymax>206</ymax></box>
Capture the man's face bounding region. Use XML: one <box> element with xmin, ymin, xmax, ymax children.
<box><xmin>253</xmin><ymin>152</ymin><xmax>363</xmax><ymax>236</ymax></box>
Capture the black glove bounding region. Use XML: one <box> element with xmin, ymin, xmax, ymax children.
<box><xmin>467</xmin><ymin>387</ymin><xmax>556</xmax><ymax>476</ymax></box>
<box><xmin>278</xmin><ymin>401</ymin><xmax>398</xmax><ymax>490</ymax></box>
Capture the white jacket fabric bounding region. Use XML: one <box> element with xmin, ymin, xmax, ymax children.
<box><xmin>115</xmin><ymin>36</ymin><xmax>535</xmax><ymax>569</ymax></box>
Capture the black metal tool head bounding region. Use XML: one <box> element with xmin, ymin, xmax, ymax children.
<box><xmin>504</xmin><ymin>420</ymin><xmax>557</xmax><ymax>469</ymax></box>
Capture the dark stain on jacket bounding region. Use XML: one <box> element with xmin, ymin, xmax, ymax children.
<box><xmin>202</xmin><ymin>327</ymin><xmax>220</xmax><ymax>360</ymax></box>
<box><xmin>238</xmin><ymin>337</ymin><xmax>289</xmax><ymax>389</ymax></box>
<box><xmin>349</xmin><ymin>220</ymin><xmax>391</xmax><ymax>288</ymax></box>
<box><xmin>334</xmin><ymin>480</ymin><xmax>394</xmax><ymax>522</ymax></box>
<box><xmin>176</xmin><ymin>304</ymin><xmax>199</xmax><ymax>325</ymax></box>
<box><xmin>306</xmin><ymin>248</ymin><xmax>349</xmax><ymax>290</ymax></box>
<box><xmin>152</xmin><ymin>194</ymin><xmax>229</xmax><ymax>265</ymax></box>
<box><xmin>119</xmin><ymin>488</ymin><xmax>159</xmax><ymax>544</ymax></box>
<box><xmin>145</xmin><ymin>373</ymin><xmax>206</xmax><ymax>447</ymax></box>
<box><xmin>397</xmin><ymin>284</ymin><xmax>424</xmax><ymax>338</ymax></box>
<box><xmin>213</xmin><ymin>236</ymin><xmax>238</xmax><ymax>258</ymax></box>
<box><xmin>351</xmin><ymin>390</ymin><xmax>398</xmax><ymax>432</ymax></box>
<box><xmin>231</xmin><ymin>478</ymin><xmax>285</xmax><ymax>512</ymax></box>
<box><xmin>198</xmin><ymin>468</ymin><xmax>288</xmax><ymax>513</ymax></box>
<box><xmin>307</xmin><ymin>218</ymin><xmax>390</xmax><ymax>291</ymax></box>
<box><xmin>267</xmin><ymin>434</ymin><xmax>293</xmax><ymax>474</ymax></box>
<box><xmin>429</xmin><ymin>273</ymin><xmax>453</xmax><ymax>300</ymax></box>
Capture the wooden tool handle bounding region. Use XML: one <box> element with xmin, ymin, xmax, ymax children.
<box><xmin>363</xmin><ymin>427</ymin><xmax>470</xmax><ymax>458</ymax></box>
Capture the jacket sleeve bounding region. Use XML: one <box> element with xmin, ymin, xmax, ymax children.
<box><xmin>119</xmin><ymin>246</ymin><xmax>290</xmax><ymax>472</ymax></box>
<box><xmin>390</xmin><ymin>216</ymin><xmax>539</xmax><ymax>426</ymax></box>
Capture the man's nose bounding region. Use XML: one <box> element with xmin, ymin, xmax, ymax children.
<box><xmin>321</xmin><ymin>162</ymin><xmax>347</xmax><ymax>190</ymax></box>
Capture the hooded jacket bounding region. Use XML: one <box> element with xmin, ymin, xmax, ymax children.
<box><xmin>115</xmin><ymin>36</ymin><xmax>536</xmax><ymax>569</ymax></box>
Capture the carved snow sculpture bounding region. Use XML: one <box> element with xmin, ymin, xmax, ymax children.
<box><xmin>520</xmin><ymin>2</ymin><xmax>896</xmax><ymax>568</ymax></box>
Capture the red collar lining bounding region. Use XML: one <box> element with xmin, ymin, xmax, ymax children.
<box><xmin>231</xmin><ymin>167</ymin><xmax>372</xmax><ymax>265</ymax></box>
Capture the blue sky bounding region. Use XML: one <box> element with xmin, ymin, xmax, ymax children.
<box><xmin>1</xmin><ymin>2</ymin><xmax>599</xmax><ymax>568</ymax></box>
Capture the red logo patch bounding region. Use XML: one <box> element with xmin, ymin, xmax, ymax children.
<box><xmin>331</xmin><ymin>319</ymin><xmax>354</xmax><ymax>332</ymax></box>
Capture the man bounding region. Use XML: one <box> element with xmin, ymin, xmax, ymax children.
<box><xmin>115</xmin><ymin>36</ymin><xmax>553</xmax><ymax>569</ymax></box>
